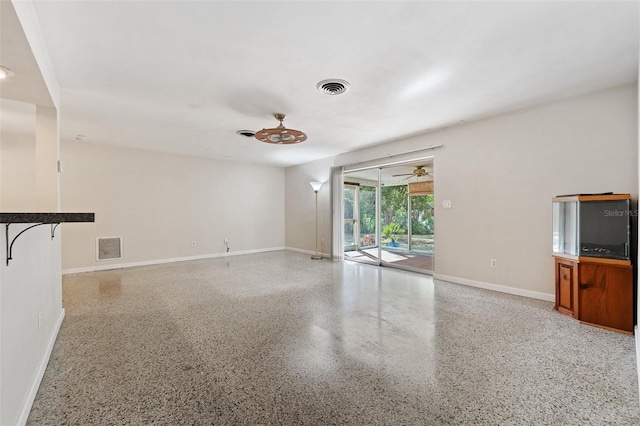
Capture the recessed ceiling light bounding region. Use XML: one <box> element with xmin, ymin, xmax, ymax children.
<box><xmin>0</xmin><ymin>66</ymin><xmax>15</xmax><ymax>79</ymax></box>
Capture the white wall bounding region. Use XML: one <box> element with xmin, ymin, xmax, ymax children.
<box><xmin>0</xmin><ymin>226</ymin><xmax>63</xmax><ymax>426</ymax></box>
<box><xmin>60</xmin><ymin>140</ymin><xmax>286</xmax><ymax>271</ymax></box>
<box><xmin>0</xmin><ymin>130</ymin><xmax>37</xmax><ymax>212</ymax></box>
<box><xmin>285</xmin><ymin>157</ymin><xmax>333</xmax><ymax>256</ymax></box>
<box><xmin>34</xmin><ymin>106</ymin><xmax>59</xmax><ymax>212</ymax></box>
<box><xmin>0</xmin><ymin>99</ymin><xmax>37</xmax><ymax>212</ymax></box>
<box><xmin>285</xmin><ymin>84</ymin><xmax>638</xmax><ymax>298</ymax></box>
<box><xmin>0</xmin><ymin>39</ymin><xmax>62</xmax><ymax>426</ymax></box>
<box><xmin>0</xmin><ymin>115</ymin><xmax>62</xmax><ymax>425</ymax></box>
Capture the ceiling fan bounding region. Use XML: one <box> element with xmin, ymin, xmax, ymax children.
<box><xmin>392</xmin><ymin>165</ymin><xmax>433</xmax><ymax>180</ymax></box>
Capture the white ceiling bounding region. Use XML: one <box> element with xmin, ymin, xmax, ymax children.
<box><xmin>24</xmin><ymin>1</ymin><xmax>640</xmax><ymax>167</ymax></box>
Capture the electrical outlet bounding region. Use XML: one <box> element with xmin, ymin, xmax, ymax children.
<box><xmin>37</xmin><ymin>312</ymin><xmax>42</xmax><ymax>331</ymax></box>
<box><xmin>224</xmin><ymin>239</ymin><xmax>228</xmax><ymax>245</ymax></box>
<box><xmin>191</xmin><ymin>241</ymin><xmax>197</xmax><ymax>247</ymax></box>
<box><xmin>491</xmin><ymin>259</ymin><xmax>498</xmax><ymax>268</ymax></box>
<box><xmin>443</xmin><ymin>200</ymin><xmax>452</xmax><ymax>209</ymax></box>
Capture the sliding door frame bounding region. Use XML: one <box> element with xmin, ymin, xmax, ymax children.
<box><xmin>338</xmin><ymin>155</ymin><xmax>435</xmax><ymax>275</ymax></box>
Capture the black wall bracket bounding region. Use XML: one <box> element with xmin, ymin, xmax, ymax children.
<box><xmin>5</xmin><ymin>223</ymin><xmax>61</xmax><ymax>265</ymax></box>
<box><xmin>0</xmin><ymin>213</ymin><xmax>95</xmax><ymax>266</ymax></box>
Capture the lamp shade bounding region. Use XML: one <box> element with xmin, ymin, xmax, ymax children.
<box><xmin>309</xmin><ymin>181</ymin><xmax>323</xmax><ymax>192</ymax></box>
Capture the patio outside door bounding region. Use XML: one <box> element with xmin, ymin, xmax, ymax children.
<box><xmin>341</xmin><ymin>160</ymin><xmax>434</xmax><ymax>274</ymax></box>
<box><xmin>343</xmin><ymin>170</ymin><xmax>379</xmax><ymax>265</ymax></box>
<box><xmin>343</xmin><ymin>184</ymin><xmax>357</xmax><ymax>252</ymax></box>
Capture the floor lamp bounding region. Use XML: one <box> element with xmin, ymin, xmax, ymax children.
<box><xmin>309</xmin><ymin>181</ymin><xmax>323</xmax><ymax>260</ymax></box>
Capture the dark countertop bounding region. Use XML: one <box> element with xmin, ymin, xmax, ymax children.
<box><xmin>0</xmin><ymin>213</ymin><xmax>95</xmax><ymax>223</ymax></box>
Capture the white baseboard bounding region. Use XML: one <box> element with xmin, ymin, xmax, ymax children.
<box><xmin>17</xmin><ymin>308</ymin><xmax>65</xmax><ymax>426</ymax></box>
<box><xmin>433</xmin><ymin>273</ymin><xmax>554</xmax><ymax>302</ymax></box>
<box><xmin>285</xmin><ymin>246</ymin><xmax>331</xmax><ymax>259</ymax></box>
<box><xmin>62</xmin><ymin>247</ymin><xmax>286</xmax><ymax>275</ymax></box>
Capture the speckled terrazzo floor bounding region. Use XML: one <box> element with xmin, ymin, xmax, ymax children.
<box><xmin>28</xmin><ymin>251</ymin><xmax>639</xmax><ymax>425</ymax></box>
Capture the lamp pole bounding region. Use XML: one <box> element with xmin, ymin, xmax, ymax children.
<box><xmin>310</xmin><ymin>182</ymin><xmax>323</xmax><ymax>259</ymax></box>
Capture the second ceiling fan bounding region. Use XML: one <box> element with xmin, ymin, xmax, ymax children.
<box><xmin>392</xmin><ymin>165</ymin><xmax>433</xmax><ymax>180</ymax></box>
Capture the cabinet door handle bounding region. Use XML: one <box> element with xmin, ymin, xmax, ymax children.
<box><xmin>579</xmin><ymin>283</ymin><xmax>589</xmax><ymax>290</ymax></box>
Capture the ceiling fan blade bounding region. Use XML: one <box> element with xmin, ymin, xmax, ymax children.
<box><xmin>392</xmin><ymin>173</ymin><xmax>414</xmax><ymax>177</ymax></box>
<box><xmin>403</xmin><ymin>175</ymin><xmax>415</xmax><ymax>181</ymax></box>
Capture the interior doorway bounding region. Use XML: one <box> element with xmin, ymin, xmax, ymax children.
<box><xmin>342</xmin><ymin>159</ymin><xmax>434</xmax><ymax>274</ymax></box>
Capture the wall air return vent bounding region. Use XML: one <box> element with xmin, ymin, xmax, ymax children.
<box><xmin>97</xmin><ymin>236</ymin><xmax>122</xmax><ymax>261</ymax></box>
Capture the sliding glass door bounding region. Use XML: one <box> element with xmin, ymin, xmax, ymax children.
<box><xmin>343</xmin><ymin>184</ymin><xmax>357</xmax><ymax>252</ymax></box>
<box><xmin>341</xmin><ymin>160</ymin><xmax>434</xmax><ymax>274</ymax></box>
<box><xmin>380</xmin><ymin>184</ymin><xmax>408</xmax><ymax>251</ymax></box>
<box><xmin>409</xmin><ymin>194</ymin><xmax>434</xmax><ymax>255</ymax></box>
<box><xmin>343</xmin><ymin>170</ymin><xmax>379</xmax><ymax>265</ymax></box>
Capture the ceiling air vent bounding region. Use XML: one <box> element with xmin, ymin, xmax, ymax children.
<box><xmin>236</xmin><ymin>130</ymin><xmax>256</xmax><ymax>138</ymax></box>
<box><xmin>97</xmin><ymin>237</ymin><xmax>122</xmax><ymax>261</ymax></box>
<box><xmin>316</xmin><ymin>79</ymin><xmax>350</xmax><ymax>95</ymax></box>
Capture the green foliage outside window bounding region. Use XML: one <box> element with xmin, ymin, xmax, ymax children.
<box><xmin>345</xmin><ymin>183</ymin><xmax>434</xmax><ymax>251</ymax></box>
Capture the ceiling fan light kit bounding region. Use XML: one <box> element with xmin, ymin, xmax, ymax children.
<box><xmin>255</xmin><ymin>113</ymin><xmax>307</xmax><ymax>145</ymax></box>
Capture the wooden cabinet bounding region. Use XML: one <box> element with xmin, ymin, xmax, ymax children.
<box><xmin>554</xmin><ymin>256</ymin><xmax>633</xmax><ymax>333</ymax></box>
<box><xmin>578</xmin><ymin>261</ymin><xmax>633</xmax><ymax>333</ymax></box>
<box><xmin>552</xmin><ymin>194</ymin><xmax>634</xmax><ymax>334</ymax></box>
<box><xmin>555</xmin><ymin>257</ymin><xmax>578</xmax><ymax>318</ymax></box>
